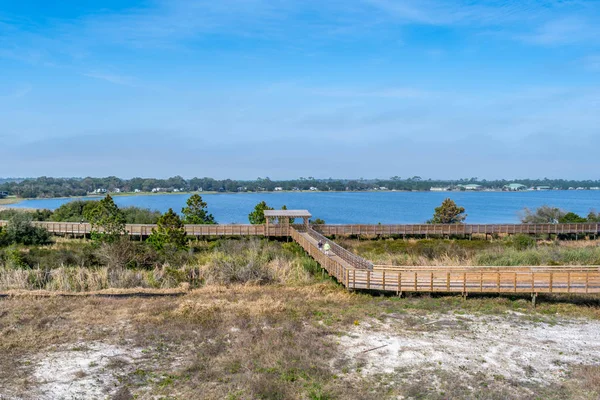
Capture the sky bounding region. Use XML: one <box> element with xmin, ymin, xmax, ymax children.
<box><xmin>1</xmin><ymin>0</ymin><xmax>599</xmax><ymax>180</ymax></box>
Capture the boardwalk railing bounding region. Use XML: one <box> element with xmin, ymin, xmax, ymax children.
<box><xmin>303</xmin><ymin>226</ymin><xmax>373</xmax><ymax>270</ymax></box>
<box><xmin>290</xmin><ymin>227</ymin><xmax>351</xmax><ymax>284</ymax></box>
<box><xmin>314</xmin><ymin>223</ymin><xmax>600</xmax><ymax>236</ymax></box>
<box><xmin>345</xmin><ymin>267</ymin><xmax>600</xmax><ymax>294</ymax></box>
<box><xmin>0</xmin><ymin>221</ymin><xmax>265</xmax><ymax>236</ymax></box>
<box><xmin>2</xmin><ymin>220</ymin><xmax>598</xmax><ymax>238</ymax></box>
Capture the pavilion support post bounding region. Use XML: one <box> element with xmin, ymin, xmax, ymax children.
<box><xmin>531</xmin><ymin>293</ymin><xmax>537</xmax><ymax>308</ymax></box>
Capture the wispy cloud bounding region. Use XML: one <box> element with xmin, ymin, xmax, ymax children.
<box><xmin>517</xmin><ymin>17</ymin><xmax>599</xmax><ymax>45</ymax></box>
<box><xmin>0</xmin><ymin>84</ymin><xmax>32</xmax><ymax>99</ymax></box>
<box><xmin>82</xmin><ymin>71</ymin><xmax>136</xmax><ymax>86</ymax></box>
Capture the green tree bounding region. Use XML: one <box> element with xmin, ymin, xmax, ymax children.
<box><xmin>83</xmin><ymin>195</ymin><xmax>126</xmax><ymax>242</ymax></box>
<box><xmin>559</xmin><ymin>212</ymin><xmax>587</xmax><ymax>223</ymax></box>
<box><xmin>311</xmin><ymin>218</ymin><xmax>326</xmax><ymax>225</ymax></box>
<box><xmin>427</xmin><ymin>198</ymin><xmax>467</xmax><ymax>224</ymax></box>
<box><xmin>181</xmin><ymin>194</ymin><xmax>216</xmax><ymax>224</ymax></box>
<box><xmin>248</xmin><ymin>201</ymin><xmax>273</xmax><ymax>224</ymax></box>
<box><xmin>147</xmin><ymin>208</ymin><xmax>187</xmax><ymax>251</ymax></box>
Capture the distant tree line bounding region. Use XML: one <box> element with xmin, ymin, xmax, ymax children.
<box><xmin>3</xmin><ymin>176</ymin><xmax>600</xmax><ymax>199</ymax></box>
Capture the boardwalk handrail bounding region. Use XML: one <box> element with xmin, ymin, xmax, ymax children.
<box><xmin>2</xmin><ymin>220</ymin><xmax>599</xmax><ymax>237</ymax></box>
<box><xmin>304</xmin><ymin>226</ymin><xmax>373</xmax><ymax>270</ymax></box>
<box><xmin>314</xmin><ymin>223</ymin><xmax>600</xmax><ymax>236</ymax></box>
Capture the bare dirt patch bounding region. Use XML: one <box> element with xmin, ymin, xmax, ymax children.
<box><xmin>30</xmin><ymin>341</ymin><xmax>143</xmax><ymax>400</ymax></box>
<box><xmin>334</xmin><ymin>312</ymin><xmax>600</xmax><ymax>386</ymax></box>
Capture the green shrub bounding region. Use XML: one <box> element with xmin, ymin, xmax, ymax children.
<box><xmin>505</xmin><ymin>234</ymin><xmax>537</xmax><ymax>250</ymax></box>
<box><xmin>1</xmin><ymin>213</ymin><xmax>51</xmax><ymax>246</ymax></box>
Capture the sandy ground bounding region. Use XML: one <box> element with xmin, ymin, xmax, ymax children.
<box><xmin>30</xmin><ymin>342</ymin><xmax>143</xmax><ymax>400</ymax></box>
<box><xmin>334</xmin><ymin>312</ymin><xmax>600</xmax><ymax>386</ymax></box>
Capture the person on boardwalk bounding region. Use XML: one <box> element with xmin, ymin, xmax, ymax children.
<box><xmin>318</xmin><ymin>240</ymin><xmax>323</xmax><ymax>251</ymax></box>
<box><xmin>323</xmin><ymin>242</ymin><xmax>331</xmax><ymax>256</ymax></box>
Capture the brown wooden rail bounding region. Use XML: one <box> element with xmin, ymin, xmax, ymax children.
<box><xmin>0</xmin><ymin>221</ymin><xmax>265</xmax><ymax>236</ymax></box>
<box><xmin>347</xmin><ymin>268</ymin><xmax>600</xmax><ymax>294</ymax></box>
<box><xmin>315</xmin><ymin>223</ymin><xmax>600</xmax><ymax>236</ymax></box>
<box><xmin>2</xmin><ymin>221</ymin><xmax>599</xmax><ymax>238</ymax></box>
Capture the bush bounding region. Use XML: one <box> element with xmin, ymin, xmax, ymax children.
<box><xmin>505</xmin><ymin>234</ymin><xmax>537</xmax><ymax>250</ymax></box>
<box><xmin>0</xmin><ymin>213</ymin><xmax>51</xmax><ymax>246</ymax></box>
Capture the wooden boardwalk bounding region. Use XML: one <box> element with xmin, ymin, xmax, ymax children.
<box><xmin>2</xmin><ymin>218</ymin><xmax>600</xmax><ymax>296</ymax></box>
<box><xmin>289</xmin><ymin>227</ymin><xmax>600</xmax><ymax>296</ymax></box>
<box><xmin>1</xmin><ymin>220</ymin><xmax>599</xmax><ymax>238</ymax></box>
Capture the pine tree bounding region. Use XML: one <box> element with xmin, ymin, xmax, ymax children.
<box><xmin>427</xmin><ymin>198</ymin><xmax>467</xmax><ymax>224</ymax></box>
<box><xmin>181</xmin><ymin>194</ymin><xmax>216</xmax><ymax>224</ymax></box>
<box><xmin>84</xmin><ymin>194</ymin><xmax>126</xmax><ymax>242</ymax></box>
<box><xmin>148</xmin><ymin>208</ymin><xmax>187</xmax><ymax>251</ymax></box>
<box><xmin>248</xmin><ymin>201</ymin><xmax>273</xmax><ymax>224</ymax></box>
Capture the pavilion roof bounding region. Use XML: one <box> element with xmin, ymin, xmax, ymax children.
<box><xmin>264</xmin><ymin>210</ymin><xmax>312</xmax><ymax>218</ymax></box>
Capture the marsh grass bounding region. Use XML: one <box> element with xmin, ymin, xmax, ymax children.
<box><xmin>0</xmin><ymin>238</ymin><xmax>320</xmax><ymax>291</ymax></box>
<box><xmin>342</xmin><ymin>237</ymin><xmax>600</xmax><ymax>266</ymax></box>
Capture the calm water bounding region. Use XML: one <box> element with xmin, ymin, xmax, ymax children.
<box><xmin>10</xmin><ymin>191</ymin><xmax>600</xmax><ymax>224</ymax></box>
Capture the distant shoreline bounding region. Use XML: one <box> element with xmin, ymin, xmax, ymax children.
<box><xmin>2</xmin><ymin>188</ymin><xmax>595</xmax><ymax>209</ymax></box>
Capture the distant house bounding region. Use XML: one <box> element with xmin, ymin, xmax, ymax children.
<box><xmin>460</xmin><ymin>184</ymin><xmax>483</xmax><ymax>191</ymax></box>
<box><xmin>94</xmin><ymin>188</ymin><xmax>107</xmax><ymax>194</ymax></box>
<box><xmin>0</xmin><ymin>191</ymin><xmax>8</xmax><ymax>199</ymax></box>
<box><xmin>535</xmin><ymin>186</ymin><xmax>551</xmax><ymax>191</ymax></box>
<box><xmin>503</xmin><ymin>183</ymin><xmax>527</xmax><ymax>191</ymax></box>
<box><xmin>309</xmin><ymin>187</ymin><xmax>318</xmax><ymax>191</ymax></box>
<box><xmin>274</xmin><ymin>187</ymin><xmax>283</xmax><ymax>191</ymax></box>
<box><xmin>151</xmin><ymin>188</ymin><xmax>162</xmax><ymax>193</ymax></box>
<box><xmin>591</xmin><ymin>187</ymin><xmax>600</xmax><ymax>191</ymax></box>
<box><xmin>379</xmin><ymin>187</ymin><xmax>388</xmax><ymax>191</ymax></box>
<box><xmin>430</xmin><ymin>187</ymin><xmax>449</xmax><ymax>192</ymax></box>
<box><xmin>113</xmin><ymin>188</ymin><xmax>121</xmax><ymax>193</ymax></box>
<box><xmin>292</xmin><ymin>187</ymin><xmax>300</xmax><ymax>191</ymax></box>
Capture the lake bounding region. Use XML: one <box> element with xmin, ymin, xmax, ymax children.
<box><xmin>9</xmin><ymin>191</ymin><xmax>600</xmax><ymax>224</ymax></box>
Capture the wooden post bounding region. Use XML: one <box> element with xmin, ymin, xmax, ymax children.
<box><xmin>367</xmin><ymin>271</ymin><xmax>371</xmax><ymax>290</ymax></box>
<box><xmin>586</xmin><ymin>271</ymin><xmax>590</xmax><ymax>293</ymax></box>
<box><xmin>430</xmin><ymin>272</ymin><xmax>434</xmax><ymax>292</ymax></box>
<box><xmin>382</xmin><ymin>271</ymin><xmax>386</xmax><ymax>291</ymax></box>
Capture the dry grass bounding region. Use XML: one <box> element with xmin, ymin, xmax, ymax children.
<box><xmin>2</xmin><ymin>283</ymin><xmax>600</xmax><ymax>399</ymax></box>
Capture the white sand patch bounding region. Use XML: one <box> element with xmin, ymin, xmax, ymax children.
<box><xmin>31</xmin><ymin>341</ymin><xmax>143</xmax><ymax>400</ymax></box>
<box><xmin>334</xmin><ymin>313</ymin><xmax>600</xmax><ymax>385</ymax></box>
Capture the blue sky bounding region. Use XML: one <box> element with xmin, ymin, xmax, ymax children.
<box><xmin>1</xmin><ymin>0</ymin><xmax>599</xmax><ymax>179</ymax></box>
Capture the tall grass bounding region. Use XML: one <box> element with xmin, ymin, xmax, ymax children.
<box><xmin>0</xmin><ymin>238</ymin><xmax>319</xmax><ymax>291</ymax></box>
<box><xmin>349</xmin><ymin>237</ymin><xmax>600</xmax><ymax>266</ymax></box>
